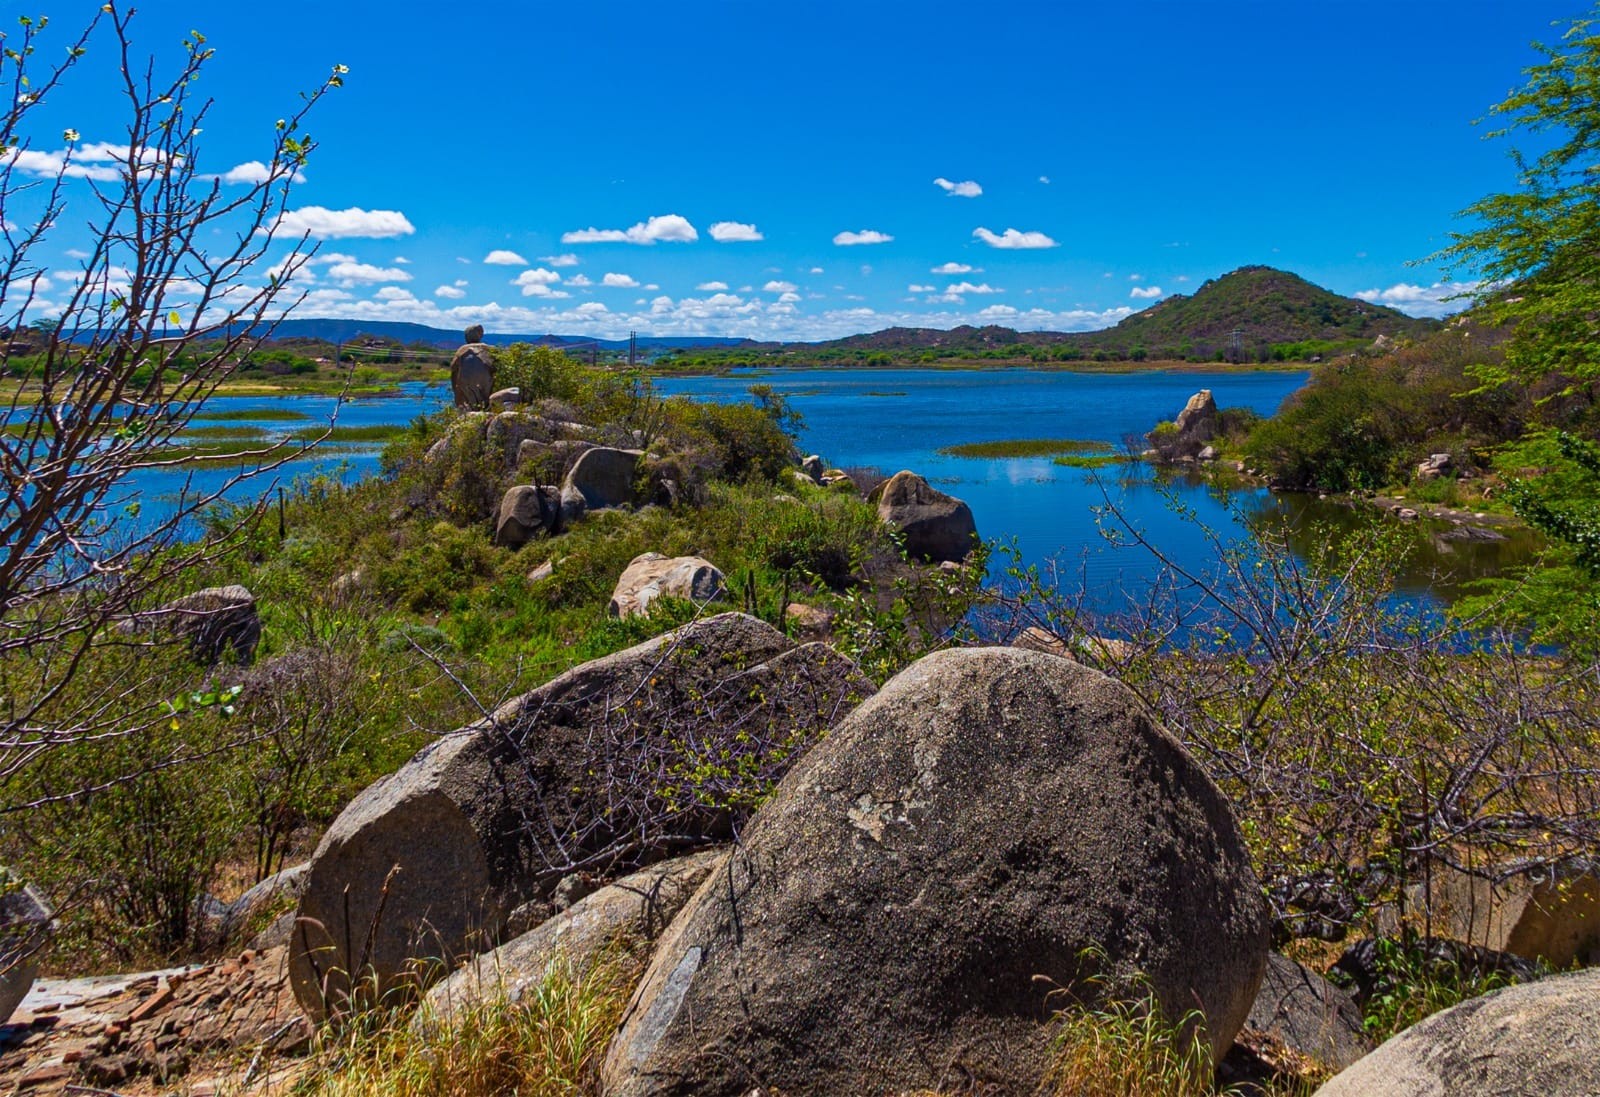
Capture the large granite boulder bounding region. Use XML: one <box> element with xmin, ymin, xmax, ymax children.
<box><xmin>450</xmin><ymin>342</ymin><xmax>495</xmax><ymax>410</ymax></box>
<box><xmin>418</xmin><ymin>850</ymin><xmax>723</xmax><ymax>1030</ymax></box>
<box><xmin>602</xmin><ymin>646</ymin><xmax>1269</xmax><ymax>1096</ymax></box>
<box><xmin>562</xmin><ymin>446</ymin><xmax>645</xmax><ymax>511</ymax></box>
<box><xmin>1314</xmin><ymin>969</ymin><xmax>1600</xmax><ymax>1096</ymax></box>
<box><xmin>1240</xmin><ymin>953</ymin><xmax>1370</xmax><ymax>1072</ymax></box>
<box><xmin>1151</xmin><ymin>389</ymin><xmax>1220</xmax><ymax>460</ymax></box>
<box><xmin>123</xmin><ymin>585</ymin><xmax>261</xmax><ymax>664</ymax></box>
<box><xmin>870</xmin><ymin>470</ymin><xmax>978</xmax><ymax>562</ymax></box>
<box><xmin>609</xmin><ymin>553</ymin><xmax>726</xmax><ymax>618</ymax></box>
<box><xmin>1</xmin><ymin>872</ymin><xmax>54</xmax><ymax>1024</ymax></box>
<box><xmin>289</xmin><ymin>614</ymin><xmax>873</xmax><ymax>1021</ymax></box>
<box><xmin>1423</xmin><ymin>859</ymin><xmax>1600</xmax><ymax>968</ymax></box>
<box><xmin>493</xmin><ymin>485</ymin><xmax>561</xmax><ymax>547</ymax></box>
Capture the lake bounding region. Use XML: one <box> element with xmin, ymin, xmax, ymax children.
<box><xmin>113</xmin><ymin>367</ymin><xmax>1533</xmax><ymax>619</ymax></box>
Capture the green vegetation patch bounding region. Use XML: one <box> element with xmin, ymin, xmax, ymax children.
<box><xmin>190</xmin><ymin>406</ymin><xmax>310</xmax><ymax>422</ymax></box>
<box><xmin>939</xmin><ymin>438</ymin><xmax>1113</xmax><ymax>459</ymax></box>
<box><xmin>289</xmin><ymin>424</ymin><xmax>407</xmax><ymax>444</ymax></box>
<box><xmin>182</xmin><ymin>425</ymin><xmax>270</xmax><ymax>441</ymax></box>
<box><xmin>1053</xmin><ymin>453</ymin><xmax>1128</xmax><ymax>470</ymax></box>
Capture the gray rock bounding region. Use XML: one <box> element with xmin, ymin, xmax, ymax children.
<box><xmin>562</xmin><ymin>446</ymin><xmax>645</xmax><ymax>511</ymax></box>
<box><xmin>494</xmin><ymin>485</ymin><xmax>560</xmax><ymax>547</ymax></box>
<box><xmin>517</xmin><ymin>437</ymin><xmax>596</xmax><ymax>469</ymax></box>
<box><xmin>218</xmin><ymin>863</ymin><xmax>309</xmax><ymax>948</ymax></box>
<box><xmin>485</xmin><ymin>412</ymin><xmax>551</xmax><ymax>461</ymax></box>
<box><xmin>1244</xmin><ymin>953</ymin><xmax>1370</xmax><ymax>1071</ymax></box>
<box><xmin>870</xmin><ymin>470</ymin><xmax>978</xmax><ymax>562</ymax></box>
<box><xmin>464</xmin><ymin>324</ymin><xmax>485</xmax><ymax>344</ymax></box>
<box><xmin>558</xmin><ymin>484</ymin><xmax>588</xmax><ymax>529</ymax></box>
<box><xmin>418</xmin><ymin>850</ymin><xmax>723</xmax><ymax>1031</ymax></box>
<box><xmin>1174</xmin><ymin>388</ymin><xmax>1218</xmax><ymax>442</ymax></box>
<box><xmin>603</xmin><ymin>647</ymin><xmax>1269</xmax><ymax>1096</ymax></box>
<box><xmin>801</xmin><ymin>454</ymin><xmax>825</xmax><ymax>482</ymax></box>
<box><xmin>489</xmin><ymin>387</ymin><xmax>524</xmax><ymax>406</ymax></box>
<box><xmin>1422</xmin><ymin>859</ymin><xmax>1600</xmax><ymax>968</ymax></box>
<box><xmin>1</xmin><ymin>871</ymin><xmax>54</xmax><ymax>1024</ymax></box>
<box><xmin>125</xmin><ymin>585</ymin><xmax>260</xmax><ymax>664</ymax></box>
<box><xmin>450</xmin><ymin>343</ymin><xmax>495</xmax><ymax>410</ymax></box>
<box><xmin>289</xmin><ymin>615</ymin><xmax>872</xmax><ymax>1021</ymax></box>
<box><xmin>608</xmin><ymin>553</ymin><xmax>726</xmax><ymax>618</ymax></box>
<box><xmin>1314</xmin><ymin>968</ymin><xmax>1600</xmax><ymax>1097</ymax></box>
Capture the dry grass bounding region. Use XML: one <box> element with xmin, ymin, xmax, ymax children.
<box><xmin>1044</xmin><ymin>991</ymin><xmax>1217</xmax><ymax>1097</ymax></box>
<box><xmin>287</xmin><ymin>949</ymin><xmax>643</xmax><ymax>1097</ymax></box>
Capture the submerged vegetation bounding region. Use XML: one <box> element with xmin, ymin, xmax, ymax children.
<box><xmin>938</xmin><ymin>438</ymin><xmax>1112</xmax><ymax>459</ymax></box>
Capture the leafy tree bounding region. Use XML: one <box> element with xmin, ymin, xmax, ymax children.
<box><xmin>0</xmin><ymin>8</ymin><xmax>343</xmax><ymax>794</ymax></box>
<box><xmin>1435</xmin><ymin>9</ymin><xmax>1600</xmax><ymax>399</ymax></box>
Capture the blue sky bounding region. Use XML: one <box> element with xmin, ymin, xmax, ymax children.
<box><xmin>5</xmin><ymin>1</ymin><xmax>1586</xmax><ymax>340</ymax></box>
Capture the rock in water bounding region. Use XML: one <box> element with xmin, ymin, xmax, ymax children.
<box><xmin>602</xmin><ymin>646</ymin><xmax>1269</xmax><ymax>1096</ymax></box>
<box><xmin>450</xmin><ymin>342</ymin><xmax>494</xmax><ymax>410</ymax></box>
<box><xmin>609</xmin><ymin>553</ymin><xmax>726</xmax><ymax>618</ymax></box>
<box><xmin>288</xmin><ymin>614</ymin><xmax>873</xmax><ymax>1021</ymax></box>
<box><xmin>870</xmin><ymin>470</ymin><xmax>978</xmax><ymax>562</ymax></box>
<box><xmin>1313</xmin><ymin>968</ymin><xmax>1600</xmax><ymax>1096</ymax></box>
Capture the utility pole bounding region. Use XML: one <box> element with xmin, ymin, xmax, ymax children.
<box><xmin>628</xmin><ymin>330</ymin><xmax>637</xmax><ymax>369</ymax></box>
<box><xmin>1228</xmin><ymin>328</ymin><xmax>1243</xmax><ymax>362</ymax></box>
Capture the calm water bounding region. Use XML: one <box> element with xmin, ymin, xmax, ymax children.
<box><xmin>653</xmin><ymin>368</ymin><xmax>1537</xmax><ymax>617</ymax></box>
<box><xmin>90</xmin><ymin>368</ymin><xmax>1531</xmax><ymax>618</ymax></box>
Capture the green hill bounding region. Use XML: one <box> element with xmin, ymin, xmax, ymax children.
<box><xmin>1063</xmin><ymin>266</ymin><xmax>1441</xmax><ymax>361</ymax></box>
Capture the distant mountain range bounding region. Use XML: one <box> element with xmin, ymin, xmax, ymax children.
<box><xmin>797</xmin><ymin>267</ymin><xmax>1441</xmax><ymax>359</ymax></box>
<box><xmin>256</xmin><ymin>267</ymin><xmax>1443</xmax><ymax>360</ymax></box>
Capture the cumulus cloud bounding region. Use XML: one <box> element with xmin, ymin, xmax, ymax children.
<box><xmin>945</xmin><ymin>281</ymin><xmax>1001</xmax><ymax>295</ymax></box>
<box><xmin>602</xmin><ymin>272</ymin><xmax>640</xmax><ymax>287</ymax></box>
<box><xmin>934</xmin><ymin>177</ymin><xmax>982</xmax><ymax>198</ymax></box>
<box><xmin>326</xmin><ymin>261</ymin><xmax>412</xmax><ymax>286</ymax></box>
<box><xmin>696</xmin><ymin>281</ymin><xmax>729</xmax><ymax>291</ymax></box>
<box><xmin>211</xmin><ymin>160</ymin><xmax>306</xmax><ymax>185</ymax></box>
<box><xmin>1039</xmin><ymin>175</ymin><xmax>1051</xmax><ymax>184</ymax></box>
<box><xmin>393</xmin><ymin>256</ymin><xmax>411</xmax><ymax>264</ymax></box>
<box><xmin>375</xmin><ymin>286</ymin><xmax>416</xmax><ymax>303</ymax></box>
<box><xmin>763</xmin><ymin>280</ymin><xmax>798</xmax><ymax>293</ymax></box>
<box><xmin>908</xmin><ymin>284</ymin><xmax>937</xmax><ymax>293</ymax></box>
<box><xmin>435</xmin><ymin>285</ymin><xmax>467</xmax><ymax>299</ymax></box>
<box><xmin>273</xmin><ymin>206</ymin><xmax>415</xmax><ymax>239</ymax></box>
<box><xmin>709</xmin><ymin>221</ymin><xmax>763</xmax><ymax>242</ymax></box>
<box><xmin>568</xmin><ymin>274</ymin><xmax>594</xmax><ymax>287</ymax></box>
<box><xmin>484</xmin><ymin>249</ymin><xmax>528</xmax><ymax>265</ymax></box>
<box><xmin>932</xmin><ymin>262</ymin><xmax>977</xmax><ymax>274</ymax></box>
<box><xmin>1355</xmin><ymin>281</ymin><xmax>1478</xmax><ymax>318</ymax></box>
<box><xmin>972</xmin><ymin>226</ymin><xmax>1058</xmax><ymax>249</ymax></box>
<box><xmin>833</xmin><ymin>229</ymin><xmax>894</xmax><ymax>246</ymax></box>
<box><xmin>540</xmin><ymin>253</ymin><xmax>580</xmax><ymax>267</ymax></box>
<box><xmin>562</xmin><ymin>214</ymin><xmax>698</xmax><ymax>244</ymax></box>
<box><xmin>808</xmin><ymin>266</ymin><xmax>824</xmax><ymax>274</ymax></box>
<box><xmin>1130</xmin><ymin>285</ymin><xmax>1164</xmax><ymax>299</ymax></box>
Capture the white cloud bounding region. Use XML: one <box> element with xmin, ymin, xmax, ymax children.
<box><xmin>562</xmin><ymin>213</ymin><xmax>698</xmax><ymax>244</ymax></box>
<box><xmin>575</xmin><ymin>302</ymin><xmax>609</xmax><ymax>316</ymax></box>
<box><xmin>975</xmin><ymin>304</ymin><xmax>1019</xmax><ymax>320</ymax></box>
<box><xmin>602</xmin><ymin>272</ymin><xmax>640</xmax><ymax>287</ymax></box>
<box><xmin>375</xmin><ymin>286</ymin><xmax>416</xmax><ymax>302</ymax></box>
<box><xmin>696</xmin><ymin>281</ymin><xmax>729</xmax><ymax>291</ymax></box>
<box><xmin>709</xmin><ymin>221</ymin><xmax>763</xmax><ymax>242</ymax></box>
<box><xmin>1129</xmin><ymin>273</ymin><xmax>1143</xmax><ymax>281</ymax></box>
<box><xmin>65</xmin><ymin>248</ymin><xmax>91</xmax><ymax>260</ymax></box>
<box><xmin>808</xmin><ymin>267</ymin><xmax>824</xmax><ymax>274</ymax></box>
<box><xmin>934</xmin><ymin>177</ymin><xmax>982</xmax><ymax>198</ymax></box>
<box><xmin>326</xmin><ymin>261</ymin><xmax>413</xmax><ymax>285</ymax></box>
<box><xmin>513</xmin><ymin>268</ymin><xmax>564</xmax><ymax>296</ymax></box>
<box><xmin>1039</xmin><ymin>175</ymin><xmax>1051</xmax><ymax>184</ymax></box>
<box><xmin>393</xmin><ymin>256</ymin><xmax>411</xmax><ymax>264</ymax></box>
<box><xmin>454</xmin><ymin>279</ymin><xmax>468</xmax><ymax>287</ymax></box>
<box><xmin>932</xmin><ymin>262</ymin><xmax>977</xmax><ymax>274</ymax></box>
<box><xmin>945</xmin><ymin>281</ymin><xmax>1001</xmax><ymax>295</ymax></box>
<box><xmin>484</xmin><ymin>249</ymin><xmax>528</xmax><ymax>265</ymax></box>
<box><xmin>435</xmin><ymin>284</ymin><xmax>467</xmax><ymax>299</ymax></box>
<box><xmin>833</xmin><ymin>229</ymin><xmax>894</xmax><ymax>246</ymax></box>
<box><xmin>212</xmin><ymin>160</ymin><xmax>306</xmax><ymax>185</ymax></box>
<box><xmin>1176</xmin><ymin>275</ymin><xmax>1190</xmax><ymax>282</ymax></box>
<box><xmin>973</xmin><ymin>226</ymin><xmax>1058</xmax><ymax>249</ymax></box>
<box><xmin>778</xmin><ymin>291</ymin><xmax>801</xmax><ymax>303</ymax></box>
<box><xmin>1355</xmin><ymin>281</ymin><xmax>1478</xmax><ymax>318</ymax></box>
<box><xmin>540</xmin><ymin>253</ymin><xmax>580</xmax><ymax>267</ymax></box>
<box><xmin>908</xmin><ymin>284</ymin><xmax>937</xmax><ymax>293</ymax></box>
<box><xmin>568</xmin><ymin>274</ymin><xmax>594</xmax><ymax>287</ymax></box>
<box><xmin>1130</xmin><ymin>285</ymin><xmax>1164</xmax><ymax>299</ymax></box>
<box><xmin>645</xmin><ymin>283</ymin><xmax>659</xmax><ymax>290</ymax></box>
<box><xmin>3</xmin><ymin>146</ymin><xmax>120</xmax><ymax>182</ymax></box>
<box><xmin>273</xmin><ymin>206</ymin><xmax>415</xmax><ymax>239</ymax></box>
<box><xmin>763</xmin><ymin>280</ymin><xmax>798</xmax><ymax>293</ymax></box>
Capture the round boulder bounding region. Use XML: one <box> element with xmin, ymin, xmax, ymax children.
<box><xmin>125</xmin><ymin>585</ymin><xmax>260</xmax><ymax>664</ymax></box>
<box><xmin>871</xmin><ymin>470</ymin><xmax>977</xmax><ymax>562</ymax></box>
<box><xmin>450</xmin><ymin>343</ymin><xmax>494</xmax><ymax>410</ymax></box>
<box><xmin>602</xmin><ymin>646</ymin><xmax>1269</xmax><ymax>1096</ymax></box>
<box><xmin>562</xmin><ymin>446</ymin><xmax>645</xmax><ymax>511</ymax></box>
<box><xmin>608</xmin><ymin>553</ymin><xmax>726</xmax><ymax>618</ymax></box>
<box><xmin>1313</xmin><ymin>968</ymin><xmax>1600</xmax><ymax>1097</ymax></box>
<box><xmin>494</xmin><ymin>485</ymin><xmax>560</xmax><ymax>547</ymax></box>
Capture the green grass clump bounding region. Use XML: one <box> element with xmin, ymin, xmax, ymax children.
<box><xmin>300</xmin><ymin>950</ymin><xmax>641</xmax><ymax>1097</ymax></box>
<box><xmin>1053</xmin><ymin>454</ymin><xmax>1129</xmax><ymax>470</ymax></box>
<box><xmin>939</xmin><ymin>438</ymin><xmax>1113</xmax><ymax>459</ymax></box>
<box><xmin>181</xmin><ymin>424</ymin><xmax>270</xmax><ymax>441</ymax></box>
<box><xmin>190</xmin><ymin>405</ymin><xmax>310</xmax><ymax>422</ymax></box>
<box><xmin>290</xmin><ymin>423</ymin><xmax>408</xmax><ymax>444</ymax></box>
